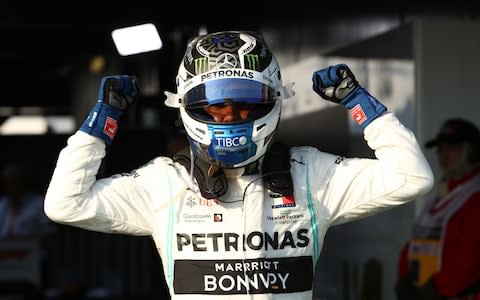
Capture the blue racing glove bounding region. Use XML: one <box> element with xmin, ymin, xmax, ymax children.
<box><xmin>312</xmin><ymin>64</ymin><xmax>387</xmax><ymax>129</ymax></box>
<box><xmin>80</xmin><ymin>75</ymin><xmax>138</xmax><ymax>145</ymax></box>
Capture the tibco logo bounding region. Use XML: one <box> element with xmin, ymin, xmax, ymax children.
<box><xmin>215</xmin><ymin>136</ymin><xmax>247</xmax><ymax>147</ymax></box>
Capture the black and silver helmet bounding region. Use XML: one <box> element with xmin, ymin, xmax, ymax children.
<box><xmin>165</xmin><ymin>31</ymin><xmax>294</xmax><ymax>168</ymax></box>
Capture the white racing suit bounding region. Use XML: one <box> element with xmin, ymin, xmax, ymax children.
<box><xmin>44</xmin><ymin>112</ymin><xmax>433</xmax><ymax>299</ymax></box>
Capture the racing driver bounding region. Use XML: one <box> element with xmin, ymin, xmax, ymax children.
<box><xmin>44</xmin><ymin>30</ymin><xmax>434</xmax><ymax>299</ymax></box>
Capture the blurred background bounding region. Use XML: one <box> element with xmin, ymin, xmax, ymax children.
<box><xmin>1</xmin><ymin>1</ymin><xmax>480</xmax><ymax>299</ymax></box>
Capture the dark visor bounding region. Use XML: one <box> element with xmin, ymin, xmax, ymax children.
<box><xmin>183</xmin><ymin>78</ymin><xmax>278</xmax><ymax>107</ymax></box>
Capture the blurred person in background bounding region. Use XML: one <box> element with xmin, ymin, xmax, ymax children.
<box><xmin>44</xmin><ymin>30</ymin><xmax>433</xmax><ymax>299</ymax></box>
<box><xmin>0</xmin><ymin>160</ymin><xmax>57</xmax><ymax>239</ymax></box>
<box><xmin>395</xmin><ymin>118</ymin><xmax>480</xmax><ymax>300</ymax></box>
<box><xmin>0</xmin><ymin>160</ymin><xmax>58</xmax><ymax>299</ymax></box>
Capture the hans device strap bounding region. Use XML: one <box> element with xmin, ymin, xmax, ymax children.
<box><xmin>173</xmin><ymin>143</ymin><xmax>293</xmax><ymax>199</ymax></box>
<box><xmin>262</xmin><ymin>143</ymin><xmax>294</xmax><ymax>197</ymax></box>
<box><xmin>173</xmin><ymin>147</ymin><xmax>228</xmax><ymax>199</ymax></box>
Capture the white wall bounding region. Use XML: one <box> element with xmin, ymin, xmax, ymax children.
<box><xmin>415</xmin><ymin>20</ymin><xmax>480</xmax><ymax>202</ymax></box>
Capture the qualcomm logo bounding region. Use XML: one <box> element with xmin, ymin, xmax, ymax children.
<box><xmin>215</xmin><ymin>136</ymin><xmax>248</xmax><ymax>147</ymax></box>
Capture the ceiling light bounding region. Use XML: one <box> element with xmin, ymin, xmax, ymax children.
<box><xmin>111</xmin><ymin>23</ymin><xmax>163</xmax><ymax>56</ymax></box>
<box><xmin>89</xmin><ymin>55</ymin><xmax>106</xmax><ymax>74</ymax></box>
<box><xmin>0</xmin><ymin>116</ymin><xmax>48</xmax><ymax>135</ymax></box>
<box><xmin>0</xmin><ymin>115</ymin><xmax>75</xmax><ymax>135</ymax></box>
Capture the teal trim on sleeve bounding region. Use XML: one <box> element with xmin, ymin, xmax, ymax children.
<box><xmin>166</xmin><ymin>173</ymin><xmax>174</xmax><ymax>290</ymax></box>
<box><xmin>306</xmin><ymin>164</ymin><xmax>319</xmax><ymax>266</ymax></box>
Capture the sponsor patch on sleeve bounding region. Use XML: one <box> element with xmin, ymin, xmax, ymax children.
<box><xmin>350</xmin><ymin>104</ymin><xmax>367</xmax><ymax>125</ymax></box>
<box><xmin>103</xmin><ymin>117</ymin><xmax>118</xmax><ymax>139</ymax></box>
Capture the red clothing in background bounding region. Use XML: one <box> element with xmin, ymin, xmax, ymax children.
<box><xmin>398</xmin><ymin>167</ymin><xmax>480</xmax><ymax>299</ymax></box>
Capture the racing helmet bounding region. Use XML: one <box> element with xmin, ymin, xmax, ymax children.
<box><xmin>165</xmin><ymin>31</ymin><xmax>294</xmax><ymax>168</ymax></box>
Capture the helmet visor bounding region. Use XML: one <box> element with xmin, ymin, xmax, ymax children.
<box><xmin>187</xmin><ymin>102</ymin><xmax>275</xmax><ymax>124</ymax></box>
<box><xmin>183</xmin><ymin>78</ymin><xmax>278</xmax><ymax>107</ymax></box>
